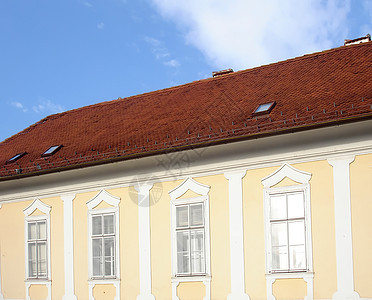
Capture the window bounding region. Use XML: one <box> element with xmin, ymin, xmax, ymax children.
<box><xmin>91</xmin><ymin>213</ymin><xmax>116</xmax><ymax>278</ymax></box>
<box><xmin>175</xmin><ymin>203</ymin><xmax>205</xmax><ymax>275</ymax></box>
<box><xmin>262</xmin><ymin>163</ymin><xmax>313</xmax><ymax>275</ymax></box>
<box><xmin>6</xmin><ymin>152</ymin><xmax>27</xmax><ymax>164</ymax></box>
<box><xmin>23</xmin><ymin>199</ymin><xmax>51</xmax><ymax>282</ymax></box>
<box><xmin>269</xmin><ymin>191</ymin><xmax>306</xmax><ymax>272</ymax></box>
<box><xmin>253</xmin><ymin>101</ymin><xmax>276</xmax><ymax>115</ymax></box>
<box><xmin>27</xmin><ymin>219</ymin><xmax>48</xmax><ymax>278</ymax></box>
<box><xmin>42</xmin><ymin>145</ymin><xmax>62</xmax><ymax>157</ymax></box>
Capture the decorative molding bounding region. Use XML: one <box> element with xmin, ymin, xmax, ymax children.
<box><xmin>261</xmin><ymin>163</ymin><xmax>312</xmax><ymax>188</ymax></box>
<box><xmin>86</xmin><ymin>189</ymin><xmax>120</xmax><ymax>210</ymax></box>
<box><xmin>86</xmin><ymin>190</ymin><xmax>121</xmax><ymax>284</ymax></box>
<box><xmin>25</xmin><ymin>281</ymin><xmax>51</xmax><ymax>300</ymax></box>
<box><xmin>265</xmin><ymin>273</ymin><xmax>314</xmax><ymax>300</ymax></box>
<box><xmin>23</xmin><ymin>198</ymin><xmax>51</xmax><ymax>216</ymax></box>
<box><xmin>24</xmin><ymin>198</ymin><xmax>52</xmax><ymax>300</ymax></box>
<box><xmin>2</xmin><ymin>121</ymin><xmax>372</xmax><ymax>204</ymax></box>
<box><xmin>262</xmin><ymin>164</ymin><xmax>314</xmax><ymax>300</ymax></box>
<box><xmin>224</xmin><ymin>170</ymin><xmax>250</xmax><ymax>300</ymax></box>
<box><xmin>88</xmin><ymin>280</ymin><xmax>120</xmax><ymax>300</ymax></box>
<box><xmin>169</xmin><ymin>177</ymin><xmax>210</xmax><ymax>200</ymax></box>
<box><xmin>328</xmin><ymin>156</ymin><xmax>360</xmax><ymax>300</ymax></box>
<box><xmin>171</xmin><ymin>277</ymin><xmax>211</xmax><ymax>300</ymax></box>
<box><xmin>61</xmin><ymin>194</ymin><xmax>77</xmax><ymax>300</ymax></box>
<box><xmin>169</xmin><ymin>178</ymin><xmax>211</xmax><ymax>300</ymax></box>
<box><xmin>135</xmin><ymin>184</ymin><xmax>156</xmax><ymax>300</ymax></box>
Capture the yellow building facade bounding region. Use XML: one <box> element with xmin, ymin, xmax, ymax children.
<box><xmin>0</xmin><ymin>40</ymin><xmax>371</xmax><ymax>300</ymax></box>
<box><xmin>0</xmin><ymin>119</ymin><xmax>371</xmax><ymax>300</ymax></box>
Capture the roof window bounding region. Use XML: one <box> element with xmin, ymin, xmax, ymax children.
<box><xmin>253</xmin><ymin>102</ymin><xmax>276</xmax><ymax>115</ymax></box>
<box><xmin>42</xmin><ymin>145</ymin><xmax>63</xmax><ymax>157</ymax></box>
<box><xmin>6</xmin><ymin>152</ymin><xmax>27</xmax><ymax>164</ymax></box>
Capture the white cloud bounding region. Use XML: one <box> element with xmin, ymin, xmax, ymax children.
<box><xmin>32</xmin><ymin>99</ymin><xmax>64</xmax><ymax>115</ymax></box>
<box><xmin>150</xmin><ymin>0</ymin><xmax>353</xmax><ymax>70</ymax></box>
<box><xmin>11</xmin><ymin>101</ymin><xmax>28</xmax><ymax>113</ymax></box>
<box><xmin>97</xmin><ymin>22</ymin><xmax>105</xmax><ymax>30</ymax></box>
<box><xmin>164</xmin><ymin>59</ymin><xmax>180</xmax><ymax>67</ymax></box>
<box><xmin>145</xmin><ymin>36</ymin><xmax>180</xmax><ymax>67</ymax></box>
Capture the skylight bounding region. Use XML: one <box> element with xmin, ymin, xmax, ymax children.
<box><xmin>253</xmin><ymin>102</ymin><xmax>276</xmax><ymax>115</ymax></box>
<box><xmin>42</xmin><ymin>145</ymin><xmax>63</xmax><ymax>157</ymax></box>
<box><xmin>6</xmin><ymin>152</ymin><xmax>27</xmax><ymax>164</ymax></box>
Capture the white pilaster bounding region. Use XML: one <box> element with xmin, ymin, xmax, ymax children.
<box><xmin>135</xmin><ymin>184</ymin><xmax>156</xmax><ymax>300</ymax></box>
<box><xmin>328</xmin><ymin>156</ymin><xmax>360</xmax><ymax>300</ymax></box>
<box><xmin>224</xmin><ymin>170</ymin><xmax>250</xmax><ymax>300</ymax></box>
<box><xmin>61</xmin><ymin>194</ymin><xmax>78</xmax><ymax>300</ymax></box>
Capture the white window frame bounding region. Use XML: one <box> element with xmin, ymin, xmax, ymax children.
<box><xmin>264</xmin><ymin>185</ymin><xmax>312</xmax><ymax>273</ymax></box>
<box><xmin>86</xmin><ymin>190</ymin><xmax>120</xmax><ymax>281</ymax></box>
<box><xmin>24</xmin><ymin>199</ymin><xmax>52</xmax><ymax>282</ymax></box>
<box><xmin>169</xmin><ymin>177</ymin><xmax>211</xmax><ymax>300</ymax></box>
<box><xmin>262</xmin><ymin>163</ymin><xmax>314</xmax><ymax>300</ymax></box>
<box><xmin>172</xmin><ymin>198</ymin><xmax>208</xmax><ymax>277</ymax></box>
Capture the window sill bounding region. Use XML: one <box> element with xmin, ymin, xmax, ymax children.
<box><xmin>172</xmin><ymin>275</ymin><xmax>211</xmax><ymax>283</ymax></box>
<box><xmin>25</xmin><ymin>279</ymin><xmax>51</xmax><ymax>284</ymax></box>
<box><xmin>266</xmin><ymin>272</ymin><xmax>314</xmax><ymax>280</ymax></box>
<box><xmin>88</xmin><ymin>278</ymin><xmax>120</xmax><ymax>284</ymax></box>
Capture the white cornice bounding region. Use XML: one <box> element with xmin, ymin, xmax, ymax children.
<box><xmin>261</xmin><ymin>163</ymin><xmax>312</xmax><ymax>188</ymax></box>
<box><xmin>1</xmin><ymin>120</ymin><xmax>372</xmax><ymax>203</ymax></box>
<box><xmin>169</xmin><ymin>177</ymin><xmax>210</xmax><ymax>200</ymax></box>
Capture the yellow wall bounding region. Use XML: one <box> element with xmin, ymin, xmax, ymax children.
<box><xmin>350</xmin><ymin>154</ymin><xmax>372</xmax><ymax>298</ymax></box>
<box><xmin>0</xmin><ymin>154</ymin><xmax>369</xmax><ymax>299</ymax></box>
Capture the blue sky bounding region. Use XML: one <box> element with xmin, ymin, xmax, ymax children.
<box><xmin>1</xmin><ymin>0</ymin><xmax>371</xmax><ymax>142</ymax></box>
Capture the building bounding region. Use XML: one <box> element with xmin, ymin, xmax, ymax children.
<box><xmin>0</xmin><ymin>38</ymin><xmax>371</xmax><ymax>300</ymax></box>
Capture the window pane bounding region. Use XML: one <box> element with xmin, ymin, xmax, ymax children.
<box><xmin>272</xmin><ymin>246</ymin><xmax>288</xmax><ymax>270</ymax></box>
<box><xmin>104</xmin><ymin>215</ymin><xmax>114</xmax><ymax>234</ymax></box>
<box><xmin>28</xmin><ymin>222</ymin><xmax>37</xmax><ymax>240</ymax></box>
<box><xmin>38</xmin><ymin>221</ymin><xmax>46</xmax><ymax>240</ymax></box>
<box><xmin>177</xmin><ymin>231</ymin><xmax>190</xmax><ymax>274</ymax></box>
<box><xmin>92</xmin><ymin>216</ymin><xmax>102</xmax><ymax>235</ymax></box>
<box><xmin>92</xmin><ymin>238</ymin><xmax>102</xmax><ymax>257</ymax></box>
<box><xmin>288</xmin><ymin>192</ymin><xmax>304</xmax><ymax>218</ymax></box>
<box><xmin>288</xmin><ymin>220</ymin><xmax>305</xmax><ymax>246</ymax></box>
<box><xmin>270</xmin><ymin>195</ymin><xmax>287</xmax><ymax>219</ymax></box>
<box><xmin>93</xmin><ymin>257</ymin><xmax>102</xmax><ymax>276</ymax></box>
<box><xmin>28</xmin><ymin>243</ymin><xmax>37</xmax><ymax>277</ymax></box>
<box><xmin>176</xmin><ymin>206</ymin><xmax>189</xmax><ymax>228</ymax></box>
<box><xmin>271</xmin><ymin>222</ymin><xmax>287</xmax><ymax>247</ymax></box>
<box><xmin>190</xmin><ymin>204</ymin><xmax>203</xmax><ymax>226</ymax></box>
<box><xmin>289</xmin><ymin>245</ymin><xmax>306</xmax><ymax>270</ymax></box>
<box><xmin>37</xmin><ymin>243</ymin><xmax>47</xmax><ymax>277</ymax></box>
<box><xmin>191</xmin><ymin>230</ymin><xmax>205</xmax><ymax>273</ymax></box>
<box><xmin>104</xmin><ymin>237</ymin><xmax>115</xmax><ymax>276</ymax></box>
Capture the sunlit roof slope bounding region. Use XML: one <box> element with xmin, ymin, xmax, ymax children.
<box><xmin>0</xmin><ymin>41</ymin><xmax>371</xmax><ymax>180</ymax></box>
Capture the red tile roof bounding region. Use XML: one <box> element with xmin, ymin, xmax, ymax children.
<box><xmin>1</xmin><ymin>42</ymin><xmax>371</xmax><ymax>180</ymax></box>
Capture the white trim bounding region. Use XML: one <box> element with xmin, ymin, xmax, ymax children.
<box><xmin>261</xmin><ymin>163</ymin><xmax>311</xmax><ymax>188</ymax></box>
<box><xmin>1</xmin><ymin>120</ymin><xmax>372</xmax><ymax>204</ymax></box>
<box><xmin>169</xmin><ymin>177</ymin><xmax>210</xmax><ymax>199</ymax></box>
<box><xmin>24</xmin><ymin>198</ymin><xmax>52</xmax><ymax>300</ymax></box>
<box><xmin>135</xmin><ymin>184</ymin><xmax>156</xmax><ymax>300</ymax></box>
<box><xmin>88</xmin><ymin>279</ymin><xmax>120</xmax><ymax>300</ymax></box>
<box><xmin>328</xmin><ymin>156</ymin><xmax>360</xmax><ymax>300</ymax></box>
<box><xmin>265</xmin><ymin>272</ymin><xmax>314</xmax><ymax>300</ymax></box>
<box><xmin>86</xmin><ymin>189</ymin><xmax>120</xmax><ymax>210</ymax></box>
<box><xmin>224</xmin><ymin>170</ymin><xmax>250</xmax><ymax>300</ymax></box>
<box><xmin>171</xmin><ymin>276</ymin><xmax>211</xmax><ymax>300</ymax></box>
<box><xmin>262</xmin><ymin>164</ymin><xmax>313</xmax><ymax>300</ymax></box>
<box><xmin>25</xmin><ymin>280</ymin><xmax>51</xmax><ymax>300</ymax></box>
<box><xmin>61</xmin><ymin>194</ymin><xmax>77</xmax><ymax>300</ymax></box>
<box><xmin>86</xmin><ymin>189</ymin><xmax>121</xmax><ymax>299</ymax></box>
<box><xmin>169</xmin><ymin>177</ymin><xmax>211</xmax><ymax>300</ymax></box>
<box><xmin>23</xmin><ymin>198</ymin><xmax>51</xmax><ymax>216</ymax></box>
